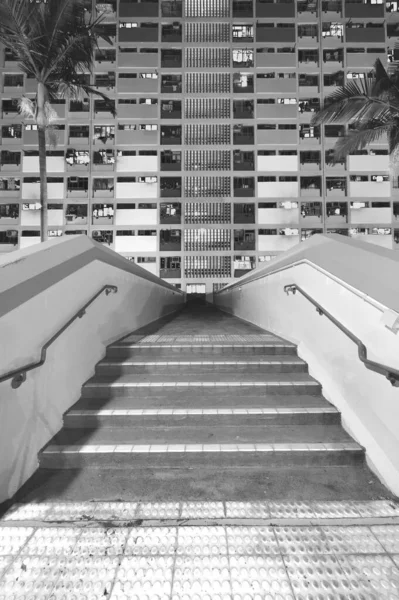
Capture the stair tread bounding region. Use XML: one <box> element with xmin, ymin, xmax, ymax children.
<box><xmin>85</xmin><ymin>372</ymin><xmax>319</xmax><ymax>385</ymax></box>
<box><xmin>72</xmin><ymin>394</ymin><xmax>333</xmax><ymax>410</ymax></box>
<box><xmin>99</xmin><ymin>355</ymin><xmax>306</xmax><ymax>365</ymax></box>
<box><xmin>50</xmin><ymin>424</ymin><xmax>354</xmax><ymax>446</ymax></box>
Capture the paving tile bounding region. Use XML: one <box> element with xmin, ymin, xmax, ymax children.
<box><xmin>229</xmin><ymin>555</ymin><xmax>295</xmax><ymax>599</ymax></box>
<box><xmin>335</xmin><ymin>553</ymin><xmax>399</xmax><ymax>599</ymax></box>
<box><xmin>226</xmin><ymin>526</ymin><xmax>280</xmax><ymax>555</ymax></box>
<box><xmin>371</xmin><ymin>526</ymin><xmax>399</xmax><ymax>553</ymax></box>
<box><xmin>125</xmin><ymin>527</ymin><xmax>177</xmax><ymax>556</ymax></box>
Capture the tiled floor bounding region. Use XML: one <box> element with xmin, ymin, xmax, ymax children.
<box><xmin>1</xmin><ymin>501</ymin><xmax>399</xmax><ymax>600</ymax></box>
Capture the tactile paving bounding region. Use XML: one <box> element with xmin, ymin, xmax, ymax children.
<box><xmin>0</xmin><ymin>527</ymin><xmax>33</xmax><ymax>555</ymax></box>
<box><xmin>125</xmin><ymin>527</ymin><xmax>177</xmax><ymax>556</ymax></box>
<box><xmin>225</xmin><ymin>501</ymin><xmax>270</xmax><ymax>519</ymax></box>
<box><xmin>226</xmin><ymin>526</ymin><xmax>280</xmax><ymax>555</ymax></box>
<box><xmin>283</xmin><ymin>553</ymin><xmax>356</xmax><ymax>598</ymax></box>
<box><xmin>172</xmin><ymin>555</ymin><xmax>231</xmax><ymax>599</ymax></box>
<box><xmin>336</xmin><ymin>553</ymin><xmax>399</xmax><ymax>599</ymax></box>
<box><xmin>135</xmin><ymin>502</ymin><xmax>180</xmax><ymax>520</ymax></box>
<box><xmin>110</xmin><ymin>555</ymin><xmax>174</xmax><ymax>600</ymax></box>
<box><xmin>371</xmin><ymin>526</ymin><xmax>399</xmax><ymax>553</ymax></box>
<box><xmin>180</xmin><ymin>502</ymin><xmax>225</xmax><ymax>519</ymax></box>
<box><xmin>177</xmin><ymin>527</ymin><xmax>227</xmax><ymax>555</ymax></box>
<box><xmin>20</xmin><ymin>527</ymin><xmax>81</xmax><ymax>556</ymax></box>
<box><xmin>229</xmin><ymin>555</ymin><xmax>295</xmax><ymax>599</ymax></box>
<box><xmin>268</xmin><ymin>501</ymin><xmax>316</xmax><ymax>519</ymax></box>
<box><xmin>71</xmin><ymin>527</ymin><xmax>129</xmax><ymax>556</ymax></box>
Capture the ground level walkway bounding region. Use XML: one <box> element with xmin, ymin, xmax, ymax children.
<box><xmin>0</xmin><ymin>303</ymin><xmax>398</xmax><ymax>599</ymax></box>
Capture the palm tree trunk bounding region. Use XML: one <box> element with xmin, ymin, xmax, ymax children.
<box><xmin>38</xmin><ymin>126</ymin><xmax>48</xmax><ymax>242</ymax></box>
<box><xmin>36</xmin><ymin>82</ymin><xmax>48</xmax><ymax>243</ymax></box>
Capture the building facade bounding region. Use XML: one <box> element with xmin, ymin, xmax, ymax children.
<box><xmin>1</xmin><ymin>0</ymin><xmax>399</xmax><ymax>293</ymax></box>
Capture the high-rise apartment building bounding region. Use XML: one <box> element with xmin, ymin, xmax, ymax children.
<box><xmin>0</xmin><ymin>0</ymin><xmax>399</xmax><ymax>293</ymax></box>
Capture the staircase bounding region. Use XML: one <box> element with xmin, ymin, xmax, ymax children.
<box><xmin>26</xmin><ymin>304</ymin><xmax>390</xmax><ymax>502</ymax></box>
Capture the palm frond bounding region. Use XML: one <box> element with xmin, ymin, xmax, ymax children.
<box><xmin>46</xmin><ymin>125</ymin><xmax>59</xmax><ymax>148</ymax></box>
<box><xmin>331</xmin><ymin>118</ymin><xmax>390</xmax><ymax>160</ymax></box>
<box><xmin>56</xmin><ymin>82</ymin><xmax>117</xmax><ymax>117</ymax></box>
<box><xmin>0</xmin><ymin>0</ymin><xmax>41</xmax><ymax>77</ymax></box>
<box><xmin>17</xmin><ymin>96</ymin><xmax>36</xmax><ymax>120</ymax></box>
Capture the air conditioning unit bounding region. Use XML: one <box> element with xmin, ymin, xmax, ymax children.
<box><xmin>352</xmin><ymin>202</ymin><xmax>366</xmax><ymax>209</ymax></box>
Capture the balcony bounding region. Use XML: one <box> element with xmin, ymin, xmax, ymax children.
<box><xmin>256</xmin><ymin>0</ymin><xmax>295</xmax><ymax>18</ymax></box>
<box><xmin>300</xmin><ymin>177</ymin><xmax>322</xmax><ymax>197</ymax></box>
<box><xmin>65</xmin><ymin>205</ymin><xmax>88</xmax><ymax>225</ymax></box>
<box><xmin>67</xmin><ymin>177</ymin><xmax>88</xmax><ymax>198</ymax></box>
<box><xmin>257</xmin><ymin>76</ymin><xmax>297</xmax><ymax>94</ymax></box>
<box><xmin>161</xmin><ymin>151</ymin><xmax>181</xmax><ymax>171</ymax></box>
<box><xmin>161</xmin><ymin>77</ymin><xmax>182</xmax><ymax>96</ymax></box>
<box><xmin>257</xmin><ymin>127</ymin><xmax>297</xmax><ymax>145</ymax></box>
<box><xmin>161</xmin><ymin>126</ymin><xmax>182</xmax><ymax>145</ymax></box>
<box><xmin>326</xmin><ymin>178</ymin><xmax>347</xmax><ymax>197</ymax></box>
<box><xmin>350</xmin><ymin>202</ymin><xmax>392</xmax><ymax>225</ymax></box>
<box><xmin>21</xmin><ymin>205</ymin><xmax>64</xmax><ymax>227</ymax></box>
<box><xmin>116</xmin><ymin>178</ymin><xmax>158</xmax><ymax>198</ymax></box>
<box><xmin>345</xmin><ymin>25</ymin><xmax>385</xmax><ymax>43</ymax></box>
<box><xmin>93</xmin><ymin>179</ymin><xmax>115</xmax><ymax>198</ymax></box>
<box><xmin>257</xmin><ymin>103</ymin><xmax>297</xmax><ymax>119</ymax></box>
<box><xmin>116</xmin><ymin>152</ymin><xmax>158</xmax><ymax>172</ymax></box>
<box><xmin>0</xmin><ymin>203</ymin><xmax>19</xmax><ymax>225</ymax></box>
<box><xmin>119</xmin><ymin>0</ymin><xmax>159</xmax><ymax>17</ymax></box>
<box><xmin>258</xmin><ymin>202</ymin><xmax>299</xmax><ymax>225</ymax></box>
<box><xmin>119</xmin><ymin>24</ymin><xmax>158</xmax><ymax>43</ymax></box>
<box><xmin>0</xmin><ymin>151</ymin><xmax>21</xmax><ymax>172</ymax></box>
<box><xmin>234</xmin><ymin>178</ymin><xmax>255</xmax><ymax>197</ymax></box>
<box><xmin>116</xmin><ymin>128</ymin><xmax>158</xmax><ymax>145</ymax></box>
<box><xmin>300</xmin><ymin>202</ymin><xmax>323</xmax><ymax>225</ymax></box>
<box><xmin>256</xmin><ymin>25</ymin><xmax>296</xmax><ymax>43</ymax></box>
<box><xmin>233</xmin><ymin>126</ymin><xmax>255</xmax><ymax>145</ymax></box>
<box><xmin>346</xmin><ymin>50</ymin><xmax>386</xmax><ymax>68</ymax></box>
<box><xmin>233</xmin><ymin>100</ymin><xmax>254</xmax><ymax>120</ymax></box>
<box><xmin>234</xmin><ymin>151</ymin><xmax>255</xmax><ymax>171</ymax></box>
<box><xmin>118</xmin><ymin>49</ymin><xmax>159</xmax><ymax>69</ymax></box>
<box><xmin>161</xmin><ymin>100</ymin><xmax>182</xmax><ymax>119</ymax></box>
<box><xmin>349</xmin><ymin>179</ymin><xmax>391</xmax><ymax>197</ymax></box>
<box><xmin>161</xmin><ymin>49</ymin><xmax>182</xmax><ymax>68</ymax></box>
<box><xmin>257</xmin><ymin>51</ymin><xmax>296</xmax><ymax>69</ymax></box>
<box><xmin>258</xmin><ymin>180</ymin><xmax>298</xmax><ymax>197</ymax></box>
<box><xmin>300</xmin><ymin>152</ymin><xmax>321</xmax><ymax>170</ymax></box>
<box><xmin>160</xmin><ymin>177</ymin><xmax>182</xmax><ymax>198</ymax></box>
<box><xmin>23</xmin><ymin>152</ymin><xmax>65</xmax><ymax>173</ymax></box>
<box><xmin>21</xmin><ymin>179</ymin><xmax>64</xmax><ymax>200</ymax></box>
<box><xmin>161</xmin><ymin>23</ymin><xmax>182</xmax><ymax>43</ymax></box>
<box><xmin>348</xmin><ymin>154</ymin><xmax>389</xmax><ymax>172</ymax></box>
<box><xmin>234</xmin><ymin>230</ymin><xmax>256</xmax><ymax>251</ymax></box>
<box><xmin>321</xmin><ymin>0</ymin><xmax>342</xmax><ymax>16</ymax></box>
<box><xmin>118</xmin><ymin>100</ymin><xmax>158</xmax><ymax>119</ymax></box>
<box><xmin>115</xmin><ymin>205</ymin><xmax>157</xmax><ymax>226</ymax></box>
<box><xmin>233</xmin><ymin>0</ymin><xmax>253</xmax><ymax>17</ymax></box>
<box><xmin>160</xmin><ymin>202</ymin><xmax>181</xmax><ymax>224</ymax></box>
<box><xmin>345</xmin><ymin>2</ymin><xmax>384</xmax><ymax>18</ymax></box>
<box><xmin>160</xmin><ymin>230</ymin><xmax>181</xmax><ymax>251</ymax></box>
<box><xmin>161</xmin><ymin>0</ymin><xmax>182</xmax><ymax>16</ymax></box>
<box><xmin>257</xmin><ymin>154</ymin><xmax>298</xmax><ymax>171</ymax></box>
<box><xmin>326</xmin><ymin>202</ymin><xmax>348</xmax><ymax>224</ymax></box>
<box><xmin>258</xmin><ymin>230</ymin><xmax>300</xmax><ymax>251</ymax></box>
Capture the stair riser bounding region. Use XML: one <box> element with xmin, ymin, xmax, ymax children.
<box><xmin>81</xmin><ymin>384</ymin><xmax>322</xmax><ymax>398</ymax></box>
<box><xmin>63</xmin><ymin>413</ymin><xmax>340</xmax><ymax>429</ymax></box>
<box><xmin>95</xmin><ymin>364</ymin><xmax>308</xmax><ymax>375</ymax></box>
<box><xmin>40</xmin><ymin>450</ymin><xmax>365</xmax><ymax>469</ymax></box>
<box><xmin>106</xmin><ymin>346</ymin><xmax>298</xmax><ymax>358</ymax></box>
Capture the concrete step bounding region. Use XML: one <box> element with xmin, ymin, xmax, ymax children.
<box><xmin>81</xmin><ymin>373</ymin><xmax>322</xmax><ymax>398</ymax></box>
<box><xmin>51</xmin><ymin>423</ymin><xmax>354</xmax><ymax>446</ymax></box>
<box><xmin>106</xmin><ymin>343</ymin><xmax>298</xmax><ymax>358</ymax></box>
<box><xmin>40</xmin><ymin>443</ymin><xmax>364</xmax><ymax>469</ymax></box>
<box><xmin>63</xmin><ymin>406</ymin><xmax>340</xmax><ymax>428</ymax></box>
<box><xmin>95</xmin><ymin>356</ymin><xmax>308</xmax><ymax>375</ymax></box>
<box><xmin>13</xmin><ymin>464</ymin><xmax>391</xmax><ymax>503</ymax></box>
<box><xmin>72</xmin><ymin>393</ymin><xmax>334</xmax><ymax>411</ymax></box>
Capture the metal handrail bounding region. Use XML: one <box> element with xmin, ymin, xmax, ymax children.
<box><xmin>284</xmin><ymin>283</ymin><xmax>399</xmax><ymax>387</ymax></box>
<box><xmin>0</xmin><ymin>284</ymin><xmax>118</xmax><ymax>389</ymax></box>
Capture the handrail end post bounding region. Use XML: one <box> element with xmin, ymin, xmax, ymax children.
<box><xmin>284</xmin><ymin>284</ymin><xmax>297</xmax><ymax>296</ymax></box>
<box><xmin>106</xmin><ymin>285</ymin><xmax>118</xmax><ymax>296</ymax></box>
<box><xmin>11</xmin><ymin>372</ymin><xmax>26</xmax><ymax>389</ymax></box>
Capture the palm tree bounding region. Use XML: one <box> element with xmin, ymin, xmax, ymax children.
<box><xmin>0</xmin><ymin>0</ymin><xmax>116</xmax><ymax>242</ymax></box>
<box><xmin>311</xmin><ymin>58</ymin><xmax>399</xmax><ymax>165</ymax></box>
